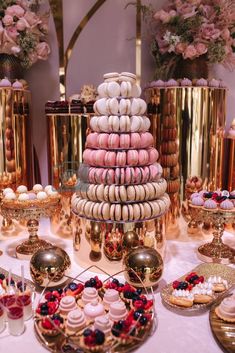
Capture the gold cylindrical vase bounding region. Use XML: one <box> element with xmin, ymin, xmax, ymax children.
<box><xmin>0</xmin><ymin>87</ymin><xmax>32</xmax><ymax>189</ymax></box>
<box><xmin>47</xmin><ymin>113</ymin><xmax>89</xmax><ymax>237</ymax></box>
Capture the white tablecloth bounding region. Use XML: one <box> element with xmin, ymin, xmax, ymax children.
<box><xmin>0</xmin><ymin>218</ymin><xmax>234</xmax><ymax>353</ymax></box>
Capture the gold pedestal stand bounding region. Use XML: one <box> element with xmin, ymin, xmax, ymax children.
<box><xmin>1</xmin><ymin>198</ymin><xmax>61</xmax><ymax>260</ymax></box>
<box><xmin>188</xmin><ymin>204</ymin><xmax>235</xmax><ymax>264</ymax></box>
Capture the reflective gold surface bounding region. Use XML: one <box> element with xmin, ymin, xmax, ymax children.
<box><xmin>30</xmin><ymin>246</ymin><xmax>71</xmax><ymax>287</ymax></box>
<box><xmin>146</xmin><ymin>87</ymin><xmax>227</xmax><ymax>198</ymax></box>
<box><xmin>0</xmin><ymin>88</ymin><xmax>32</xmax><ymax>189</ymax></box>
<box><xmin>123</xmin><ymin>246</ymin><xmax>163</xmax><ymax>288</ymax></box>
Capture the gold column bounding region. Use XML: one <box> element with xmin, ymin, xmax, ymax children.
<box><xmin>145</xmin><ymin>87</ymin><xmax>227</xmax><ymax>222</ymax></box>
<box><xmin>0</xmin><ymin>88</ymin><xmax>32</xmax><ymax>189</ymax></box>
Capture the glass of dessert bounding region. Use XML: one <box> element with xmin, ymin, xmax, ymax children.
<box><xmin>2</xmin><ymin>295</ymin><xmax>25</xmax><ymax>335</ymax></box>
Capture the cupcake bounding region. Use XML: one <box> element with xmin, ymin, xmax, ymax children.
<box><xmin>66</xmin><ymin>309</ymin><xmax>87</xmax><ymax>334</ymax></box>
<box><xmin>190</xmin><ymin>192</ymin><xmax>199</xmax><ymax>200</ymax></box>
<box><xmin>191</xmin><ymin>196</ymin><xmax>204</xmax><ymax>206</ymax></box>
<box><xmin>59</xmin><ymin>296</ymin><xmax>77</xmax><ymax>317</ymax></box>
<box><xmin>220</xmin><ymin>199</ymin><xmax>234</xmax><ymax>210</ymax></box>
<box><xmin>166</xmin><ymin>79</ymin><xmax>179</xmax><ymax>87</ymax></box>
<box><xmin>150</xmin><ymin>80</ymin><xmax>165</xmax><ymax>88</ymax></box>
<box><xmin>215</xmin><ymin>294</ymin><xmax>235</xmax><ymax>323</ymax></box>
<box><xmin>38</xmin><ymin>314</ymin><xmax>64</xmax><ymax>337</ymax></box>
<box><xmin>208</xmin><ymin>78</ymin><xmax>220</xmax><ymax>87</ymax></box>
<box><xmin>196</xmin><ymin>78</ymin><xmax>208</xmax><ymax>86</ymax></box>
<box><xmin>204</xmin><ymin>199</ymin><xmax>217</xmax><ymax>209</ymax></box>
<box><xmin>180</xmin><ymin>78</ymin><xmax>192</xmax><ymax>86</ymax></box>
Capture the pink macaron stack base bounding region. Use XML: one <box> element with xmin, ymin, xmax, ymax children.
<box><xmin>73</xmin><ymin>72</ymin><xmax>170</xmax><ymax>223</ymax></box>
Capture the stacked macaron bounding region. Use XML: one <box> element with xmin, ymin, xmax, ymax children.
<box><xmin>72</xmin><ymin>72</ymin><xmax>170</xmax><ymax>222</ymax></box>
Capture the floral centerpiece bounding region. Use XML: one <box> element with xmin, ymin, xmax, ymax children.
<box><xmin>142</xmin><ymin>0</ymin><xmax>235</xmax><ymax>79</ymax></box>
<box><xmin>0</xmin><ymin>0</ymin><xmax>50</xmax><ymax>69</ymax></box>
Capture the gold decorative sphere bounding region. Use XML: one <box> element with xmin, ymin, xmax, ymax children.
<box><xmin>30</xmin><ymin>246</ymin><xmax>71</xmax><ymax>287</ymax></box>
<box><xmin>123</xmin><ymin>230</ymin><xmax>140</xmax><ymax>250</ymax></box>
<box><xmin>123</xmin><ymin>246</ymin><xmax>163</xmax><ymax>288</ymax></box>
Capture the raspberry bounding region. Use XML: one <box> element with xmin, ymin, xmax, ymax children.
<box><xmin>42</xmin><ymin>319</ymin><xmax>53</xmax><ymax>329</ymax></box>
<box><xmin>173</xmin><ymin>280</ymin><xmax>180</xmax><ymax>289</ymax></box>
<box><xmin>84</xmin><ymin>335</ymin><xmax>96</xmax><ymax>346</ymax></box>
<box><xmin>53</xmin><ymin>319</ymin><xmax>61</xmax><ymax>326</ymax></box>
<box><xmin>133</xmin><ymin>300</ymin><xmax>144</xmax><ymax>310</ymax></box>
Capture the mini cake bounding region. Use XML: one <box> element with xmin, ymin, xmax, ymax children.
<box><xmin>59</xmin><ymin>296</ymin><xmax>77</xmax><ymax>317</ymax></box>
<box><xmin>191</xmin><ymin>196</ymin><xmax>204</xmax><ymax>206</ymax></box>
<box><xmin>220</xmin><ymin>199</ymin><xmax>234</xmax><ymax>210</ymax></box>
<box><xmin>215</xmin><ymin>294</ymin><xmax>235</xmax><ymax>323</ymax></box>
<box><xmin>103</xmin><ymin>289</ymin><xmax>120</xmax><ymax>309</ymax></box>
<box><xmin>207</xmin><ymin>276</ymin><xmax>228</xmax><ymax>292</ymax></box>
<box><xmin>81</xmin><ymin>287</ymin><xmax>99</xmax><ymax>305</ymax></box>
<box><xmin>204</xmin><ymin>199</ymin><xmax>217</xmax><ymax>209</ymax></box>
<box><xmin>169</xmin><ymin>289</ymin><xmax>194</xmax><ymax>307</ymax></box>
<box><xmin>208</xmin><ymin>79</ymin><xmax>220</xmax><ymax>88</ymax></box>
<box><xmin>94</xmin><ymin>315</ymin><xmax>112</xmax><ymax>335</ymax></box>
<box><xmin>166</xmin><ymin>79</ymin><xmax>179</xmax><ymax>87</ymax></box>
<box><xmin>39</xmin><ymin>314</ymin><xmax>64</xmax><ymax>336</ymax></box>
<box><xmin>83</xmin><ymin>299</ymin><xmax>105</xmax><ymax>320</ymax></box>
<box><xmin>66</xmin><ymin>309</ymin><xmax>87</xmax><ymax>334</ymax></box>
<box><xmin>109</xmin><ymin>301</ymin><xmax>128</xmax><ymax>321</ymax></box>
<box><xmin>192</xmin><ymin>283</ymin><xmax>213</xmax><ymax>304</ymax></box>
<box><xmin>196</xmin><ymin>78</ymin><xmax>208</xmax><ymax>87</ymax></box>
<box><xmin>180</xmin><ymin>78</ymin><xmax>192</xmax><ymax>86</ymax></box>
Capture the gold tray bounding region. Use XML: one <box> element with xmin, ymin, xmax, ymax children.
<box><xmin>209</xmin><ymin>295</ymin><xmax>235</xmax><ymax>353</ymax></box>
<box><xmin>161</xmin><ymin>263</ymin><xmax>235</xmax><ymax>313</ymax></box>
<box><xmin>0</xmin><ymin>267</ymin><xmax>35</xmax><ymax>292</ymax></box>
<box><xmin>34</xmin><ymin>266</ymin><xmax>157</xmax><ymax>353</ymax></box>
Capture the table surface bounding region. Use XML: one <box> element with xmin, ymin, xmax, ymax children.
<box><xmin>0</xmin><ymin>218</ymin><xmax>234</xmax><ymax>353</ymax></box>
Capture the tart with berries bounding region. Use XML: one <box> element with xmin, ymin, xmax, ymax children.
<box><xmin>38</xmin><ymin>314</ymin><xmax>64</xmax><ymax>337</ymax></box>
<box><xmin>81</xmin><ymin>328</ymin><xmax>107</xmax><ymax>352</ymax></box>
<box><xmin>36</xmin><ymin>301</ymin><xmax>59</xmax><ymax>318</ymax></box>
<box><xmin>64</xmin><ymin>282</ymin><xmax>84</xmax><ymax>298</ymax></box>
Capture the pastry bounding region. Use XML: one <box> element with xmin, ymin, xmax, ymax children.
<box><xmin>81</xmin><ymin>328</ymin><xmax>106</xmax><ymax>351</ymax></box>
<box><xmin>59</xmin><ymin>296</ymin><xmax>77</xmax><ymax>317</ymax></box>
<box><xmin>39</xmin><ymin>314</ymin><xmax>64</xmax><ymax>336</ymax></box>
<box><xmin>192</xmin><ymin>283</ymin><xmax>213</xmax><ymax>304</ymax></box>
<box><xmin>169</xmin><ymin>289</ymin><xmax>194</xmax><ymax>307</ymax></box>
<box><xmin>215</xmin><ymin>294</ymin><xmax>235</xmax><ymax>323</ymax></box>
<box><xmin>207</xmin><ymin>276</ymin><xmax>228</xmax><ymax>292</ymax></box>
<box><xmin>84</xmin><ymin>299</ymin><xmax>105</xmax><ymax>320</ymax></box>
<box><xmin>66</xmin><ymin>309</ymin><xmax>87</xmax><ymax>334</ymax></box>
<box><xmin>94</xmin><ymin>315</ymin><xmax>112</xmax><ymax>335</ymax></box>
<box><xmin>109</xmin><ymin>301</ymin><xmax>128</xmax><ymax>322</ymax></box>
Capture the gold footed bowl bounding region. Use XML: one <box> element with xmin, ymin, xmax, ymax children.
<box><xmin>1</xmin><ymin>197</ymin><xmax>61</xmax><ymax>260</ymax></box>
<box><xmin>188</xmin><ymin>204</ymin><xmax>235</xmax><ymax>264</ymax></box>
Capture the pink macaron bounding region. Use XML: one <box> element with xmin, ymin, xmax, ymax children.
<box><xmin>119</xmin><ymin>134</ymin><xmax>130</xmax><ymax>149</ymax></box>
<box><xmin>93</xmin><ymin>150</ymin><xmax>106</xmax><ymax>166</ymax></box>
<box><xmin>143</xmin><ymin>166</ymin><xmax>150</xmax><ymax>183</ymax></box>
<box><xmin>127</xmin><ymin>150</ymin><xmax>139</xmax><ymax>166</ymax></box>
<box><xmin>115</xmin><ymin>168</ymin><xmax>121</xmax><ymax>184</ymax></box>
<box><xmin>86</xmin><ymin>133</ymin><xmax>99</xmax><ymax>148</ymax></box>
<box><xmin>88</xmin><ymin>167</ymin><xmax>96</xmax><ymax>183</ymax></box>
<box><xmin>125</xmin><ymin>167</ymin><xmax>132</xmax><ymax>184</ymax></box>
<box><xmin>149</xmin><ymin>164</ymin><xmax>159</xmax><ymax>181</ymax></box>
<box><xmin>104</xmin><ymin>151</ymin><xmax>116</xmax><ymax>166</ymax></box>
<box><xmin>148</xmin><ymin>148</ymin><xmax>159</xmax><ymax>164</ymax></box>
<box><xmin>138</xmin><ymin>150</ymin><xmax>149</xmax><ymax>165</ymax></box>
<box><xmin>116</xmin><ymin>151</ymin><xmax>126</xmax><ymax>166</ymax></box>
<box><xmin>98</xmin><ymin>133</ymin><xmax>109</xmax><ymax>148</ymax></box>
<box><xmin>94</xmin><ymin>168</ymin><xmax>104</xmax><ymax>183</ymax></box>
<box><xmin>108</xmin><ymin>134</ymin><xmax>120</xmax><ymax>148</ymax></box>
<box><xmin>140</xmin><ymin>132</ymin><xmax>154</xmax><ymax>148</ymax></box>
<box><xmin>83</xmin><ymin>149</ymin><xmax>93</xmax><ymax>164</ymax></box>
<box><xmin>120</xmin><ymin>168</ymin><xmax>125</xmax><ymax>184</ymax></box>
<box><xmin>130</xmin><ymin>133</ymin><xmax>141</xmax><ymax>148</ymax></box>
<box><xmin>103</xmin><ymin>169</ymin><xmax>113</xmax><ymax>184</ymax></box>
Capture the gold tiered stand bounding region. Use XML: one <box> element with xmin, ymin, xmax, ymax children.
<box><xmin>188</xmin><ymin>204</ymin><xmax>235</xmax><ymax>264</ymax></box>
<box><xmin>1</xmin><ymin>197</ymin><xmax>61</xmax><ymax>259</ymax></box>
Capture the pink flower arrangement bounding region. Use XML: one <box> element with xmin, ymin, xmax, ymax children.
<box><xmin>145</xmin><ymin>0</ymin><xmax>235</xmax><ymax>77</ymax></box>
<box><xmin>0</xmin><ymin>0</ymin><xmax>50</xmax><ymax>68</ymax></box>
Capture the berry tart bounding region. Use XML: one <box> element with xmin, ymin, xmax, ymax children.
<box><xmin>38</xmin><ymin>314</ymin><xmax>64</xmax><ymax>337</ymax></box>
<box><xmin>81</xmin><ymin>328</ymin><xmax>107</xmax><ymax>352</ymax></box>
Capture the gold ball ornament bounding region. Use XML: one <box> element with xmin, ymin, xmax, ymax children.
<box><xmin>123</xmin><ymin>246</ymin><xmax>163</xmax><ymax>288</ymax></box>
<box><xmin>123</xmin><ymin>230</ymin><xmax>140</xmax><ymax>250</ymax></box>
<box><xmin>30</xmin><ymin>246</ymin><xmax>71</xmax><ymax>287</ymax></box>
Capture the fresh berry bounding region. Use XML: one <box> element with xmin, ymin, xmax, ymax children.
<box><xmin>84</xmin><ymin>335</ymin><xmax>96</xmax><ymax>346</ymax></box>
<box><xmin>17</xmin><ymin>281</ymin><xmax>26</xmax><ymax>291</ymax></box>
<box><xmin>124</xmin><ymin>291</ymin><xmax>133</xmax><ymax>299</ymax></box>
<box><xmin>178</xmin><ymin>281</ymin><xmax>188</xmax><ymax>290</ymax></box>
<box><xmin>42</xmin><ymin>318</ymin><xmax>53</xmax><ymax>329</ymax></box>
<box><xmin>133</xmin><ymin>310</ymin><xmax>143</xmax><ymax>320</ymax></box>
<box><xmin>112</xmin><ymin>323</ymin><xmax>121</xmax><ymax>337</ymax></box>
<box><xmin>139</xmin><ymin>316</ymin><xmax>148</xmax><ymax>326</ymax></box>
<box><xmin>140</xmin><ymin>295</ymin><xmax>147</xmax><ymax>304</ymax></box>
<box><xmin>52</xmin><ymin>314</ymin><xmax>64</xmax><ymax>323</ymax></box>
<box><xmin>133</xmin><ymin>300</ymin><xmax>144</xmax><ymax>310</ymax></box>
<box><xmin>68</xmin><ymin>283</ymin><xmax>78</xmax><ymax>291</ymax></box>
<box><xmin>90</xmin><ymin>278</ymin><xmax>96</xmax><ymax>287</ymax></box>
<box><xmin>173</xmin><ymin>280</ymin><xmax>180</xmax><ymax>289</ymax></box>
<box><xmin>84</xmin><ymin>281</ymin><xmax>91</xmax><ymax>287</ymax></box>
<box><xmin>83</xmin><ymin>328</ymin><xmax>93</xmax><ymax>337</ymax></box>
<box><xmin>62</xmin><ymin>344</ymin><xmax>73</xmax><ymax>353</ymax></box>
<box><xmin>112</xmin><ymin>278</ymin><xmax>119</xmax><ymax>286</ymax></box>
<box><xmin>132</xmin><ymin>293</ymin><xmax>140</xmax><ymax>301</ymax></box>
<box><xmin>57</xmin><ymin>288</ymin><xmax>63</xmax><ymax>295</ymax></box>
<box><xmin>136</xmin><ymin>288</ymin><xmax>142</xmax><ymax>295</ymax></box>
<box><xmin>94</xmin><ymin>329</ymin><xmax>105</xmax><ymax>345</ymax></box>
<box><xmin>0</xmin><ymin>274</ymin><xmax>5</xmax><ymax>280</ymax></box>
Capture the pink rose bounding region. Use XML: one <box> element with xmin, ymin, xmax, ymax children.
<box><xmin>200</xmin><ymin>24</ymin><xmax>221</xmax><ymax>40</ymax></box>
<box><xmin>195</xmin><ymin>43</ymin><xmax>207</xmax><ymax>56</ymax></box>
<box><xmin>175</xmin><ymin>42</ymin><xmax>187</xmax><ymax>54</ymax></box>
<box><xmin>11</xmin><ymin>45</ymin><xmax>21</xmax><ymax>54</ymax></box>
<box><xmin>24</xmin><ymin>11</ymin><xmax>41</xmax><ymax>27</ymax></box>
<box><xmin>6</xmin><ymin>5</ymin><xmax>24</xmax><ymax>18</ymax></box>
<box><xmin>6</xmin><ymin>27</ymin><xmax>19</xmax><ymax>41</ymax></box>
<box><xmin>16</xmin><ymin>18</ymin><xmax>29</xmax><ymax>31</ymax></box>
<box><xmin>221</xmin><ymin>29</ymin><xmax>230</xmax><ymax>40</ymax></box>
<box><xmin>178</xmin><ymin>4</ymin><xmax>197</xmax><ymax>19</ymax></box>
<box><xmin>154</xmin><ymin>10</ymin><xmax>170</xmax><ymax>23</ymax></box>
<box><xmin>183</xmin><ymin>45</ymin><xmax>198</xmax><ymax>59</ymax></box>
<box><xmin>2</xmin><ymin>15</ymin><xmax>13</xmax><ymax>26</ymax></box>
<box><xmin>36</xmin><ymin>42</ymin><xmax>50</xmax><ymax>60</ymax></box>
<box><xmin>28</xmin><ymin>51</ymin><xmax>38</xmax><ymax>65</ymax></box>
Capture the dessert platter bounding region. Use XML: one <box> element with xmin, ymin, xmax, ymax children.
<box><xmin>209</xmin><ymin>294</ymin><xmax>235</xmax><ymax>353</ymax></box>
<box><xmin>34</xmin><ymin>267</ymin><xmax>156</xmax><ymax>353</ymax></box>
<box><xmin>161</xmin><ymin>263</ymin><xmax>235</xmax><ymax>313</ymax></box>
<box><xmin>188</xmin><ymin>191</ymin><xmax>235</xmax><ymax>263</ymax></box>
<box><xmin>71</xmin><ymin>71</ymin><xmax>170</xmax><ymax>224</ymax></box>
<box><xmin>0</xmin><ymin>184</ymin><xmax>61</xmax><ymax>259</ymax></box>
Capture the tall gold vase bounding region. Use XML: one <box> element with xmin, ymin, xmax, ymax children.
<box><xmin>145</xmin><ymin>86</ymin><xmax>227</xmax><ymax>224</ymax></box>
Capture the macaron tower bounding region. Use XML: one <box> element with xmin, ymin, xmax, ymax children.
<box><xmin>72</xmin><ymin>72</ymin><xmax>170</xmax><ymax>259</ymax></box>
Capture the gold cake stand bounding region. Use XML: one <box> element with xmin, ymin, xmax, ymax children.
<box><xmin>188</xmin><ymin>204</ymin><xmax>235</xmax><ymax>264</ymax></box>
<box><xmin>1</xmin><ymin>197</ymin><xmax>61</xmax><ymax>260</ymax></box>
